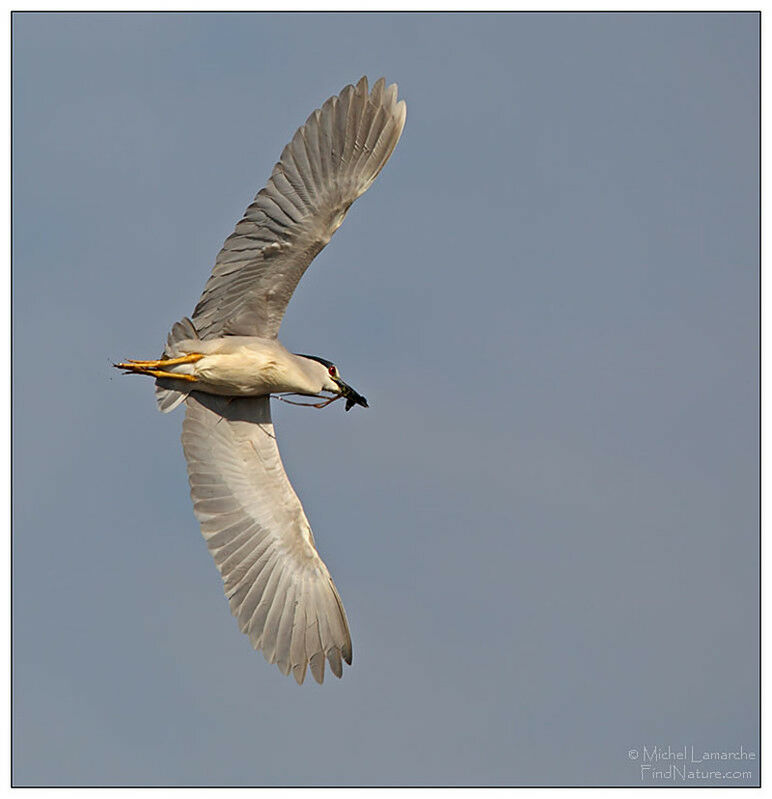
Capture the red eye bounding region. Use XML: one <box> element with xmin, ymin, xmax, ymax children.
<box><xmin>328</xmin><ymin>366</ymin><xmax>336</xmax><ymax>376</ymax></box>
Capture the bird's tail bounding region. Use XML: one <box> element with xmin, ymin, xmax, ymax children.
<box><xmin>155</xmin><ymin>317</ymin><xmax>199</xmax><ymax>413</ymax></box>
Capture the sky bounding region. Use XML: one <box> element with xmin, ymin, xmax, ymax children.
<box><xmin>12</xmin><ymin>11</ymin><xmax>759</xmax><ymax>787</ymax></box>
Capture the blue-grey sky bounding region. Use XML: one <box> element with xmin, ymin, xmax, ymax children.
<box><xmin>13</xmin><ymin>11</ymin><xmax>758</xmax><ymax>787</ymax></box>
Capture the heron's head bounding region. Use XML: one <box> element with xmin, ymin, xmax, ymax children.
<box><xmin>296</xmin><ymin>354</ymin><xmax>369</xmax><ymax>411</ymax></box>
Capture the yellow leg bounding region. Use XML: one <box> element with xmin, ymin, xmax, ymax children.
<box><xmin>121</xmin><ymin>353</ymin><xmax>204</xmax><ymax>368</ymax></box>
<box><xmin>114</xmin><ymin>360</ymin><xmax>199</xmax><ymax>382</ymax></box>
<box><xmin>145</xmin><ymin>369</ymin><xmax>198</xmax><ymax>382</ymax></box>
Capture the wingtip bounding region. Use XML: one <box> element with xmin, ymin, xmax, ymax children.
<box><xmin>310</xmin><ymin>651</ymin><xmax>325</xmax><ymax>684</ymax></box>
<box><xmin>327</xmin><ymin>646</ymin><xmax>343</xmax><ymax>679</ymax></box>
<box><xmin>293</xmin><ymin>662</ymin><xmax>308</xmax><ymax>686</ymax></box>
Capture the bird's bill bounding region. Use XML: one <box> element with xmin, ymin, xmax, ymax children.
<box><xmin>333</xmin><ymin>378</ymin><xmax>369</xmax><ymax>411</ymax></box>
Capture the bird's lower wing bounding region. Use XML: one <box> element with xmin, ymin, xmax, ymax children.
<box><xmin>181</xmin><ymin>393</ymin><xmax>352</xmax><ymax>684</ymax></box>
<box><xmin>192</xmin><ymin>76</ymin><xmax>406</xmax><ymax>340</ymax></box>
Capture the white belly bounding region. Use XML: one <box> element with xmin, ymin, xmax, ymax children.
<box><xmin>191</xmin><ymin>352</ymin><xmax>282</xmax><ymax>395</ymax></box>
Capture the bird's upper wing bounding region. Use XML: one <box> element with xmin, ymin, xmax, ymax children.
<box><xmin>192</xmin><ymin>76</ymin><xmax>406</xmax><ymax>340</ymax></box>
<box><xmin>181</xmin><ymin>393</ymin><xmax>352</xmax><ymax>684</ymax></box>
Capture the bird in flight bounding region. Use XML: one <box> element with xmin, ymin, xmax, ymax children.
<box><xmin>115</xmin><ymin>77</ymin><xmax>406</xmax><ymax>684</ymax></box>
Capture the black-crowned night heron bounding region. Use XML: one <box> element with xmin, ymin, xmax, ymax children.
<box><xmin>116</xmin><ymin>77</ymin><xmax>406</xmax><ymax>684</ymax></box>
